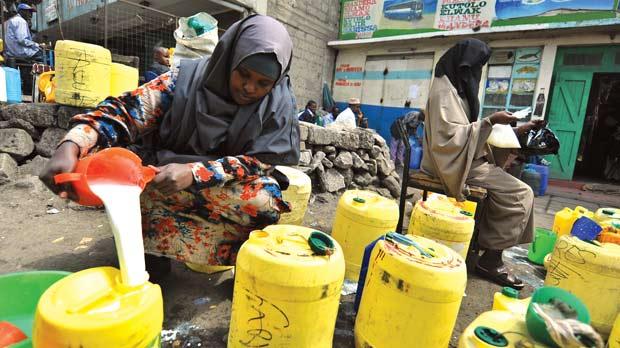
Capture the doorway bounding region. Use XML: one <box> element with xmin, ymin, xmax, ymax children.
<box><xmin>546</xmin><ymin>45</ymin><xmax>620</xmax><ymax>180</ymax></box>
<box><xmin>574</xmin><ymin>73</ymin><xmax>620</xmax><ymax>181</ymax></box>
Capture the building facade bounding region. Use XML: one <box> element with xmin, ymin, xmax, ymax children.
<box><xmin>330</xmin><ymin>0</ymin><xmax>620</xmax><ymax>182</ymax></box>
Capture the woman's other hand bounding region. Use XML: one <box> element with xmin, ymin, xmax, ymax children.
<box><xmin>152</xmin><ymin>163</ymin><xmax>194</xmax><ymax>196</ymax></box>
<box><xmin>516</xmin><ymin>119</ymin><xmax>547</xmax><ymax>135</ymax></box>
<box><xmin>39</xmin><ymin>141</ymin><xmax>80</xmax><ymax>201</ymax></box>
<box><xmin>489</xmin><ymin>111</ymin><xmax>518</xmax><ymax>125</ymax></box>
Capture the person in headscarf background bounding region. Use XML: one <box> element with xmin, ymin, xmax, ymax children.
<box><xmin>422</xmin><ymin>38</ymin><xmax>544</xmax><ymax>290</ymax></box>
<box><xmin>389</xmin><ymin>109</ymin><xmax>425</xmax><ymax>168</ymax></box>
<box><xmin>40</xmin><ymin>15</ymin><xmax>299</xmax><ymax>277</ymax></box>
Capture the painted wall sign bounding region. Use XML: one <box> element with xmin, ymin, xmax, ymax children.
<box><xmin>339</xmin><ymin>0</ymin><xmax>620</xmax><ymax>40</ymax></box>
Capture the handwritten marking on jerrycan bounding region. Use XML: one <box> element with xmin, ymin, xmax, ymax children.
<box><xmin>228</xmin><ymin>225</ymin><xmax>345</xmax><ymax>348</ymax></box>
<box><xmin>545</xmin><ymin>236</ymin><xmax>620</xmax><ymax>337</ymax></box>
<box><xmin>355</xmin><ymin>234</ymin><xmax>467</xmax><ymax>348</ymax></box>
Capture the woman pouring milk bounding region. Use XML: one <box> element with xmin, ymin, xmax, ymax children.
<box><xmin>40</xmin><ymin>15</ymin><xmax>299</xmax><ymax>278</ymax></box>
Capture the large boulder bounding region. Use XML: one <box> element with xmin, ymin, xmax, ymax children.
<box><xmin>36</xmin><ymin>128</ymin><xmax>67</xmax><ymax>157</ymax></box>
<box><xmin>333</xmin><ymin>131</ymin><xmax>360</xmax><ymax>150</ymax></box>
<box><xmin>299</xmin><ymin>122</ymin><xmax>310</xmax><ymax>141</ymax></box>
<box><xmin>0</xmin><ymin>118</ymin><xmax>38</xmax><ymax>140</ymax></box>
<box><xmin>0</xmin><ymin>153</ymin><xmax>18</xmax><ymax>185</ymax></box>
<box><xmin>0</xmin><ymin>128</ymin><xmax>35</xmax><ymax>161</ymax></box>
<box><xmin>307</xmin><ymin>126</ymin><xmax>335</xmax><ymax>145</ymax></box>
<box><xmin>376</xmin><ymin>153</ymin><xmax>395</xmax><ymax>177</ymax></box>
<box><xmin>19</xmin><ymin>155</ymin><xmax>49</xmax><ymax>177</ymax></box>
<box><xmin>383</xmin><ymin>175</ymin><xmax>401</xmax><ymax>198</ymax></box>
<box><xmin>57</xmin><ymin>106</ymin><xmax>89</xmax><ymax>129</ymax></box>
<box><xmin>1</xmin><ymin>103</ymin><xmax>58</xmax><ymax>128</ymax></box>
<box><xmin>333</xmin><ymin>151</ymin><xmax>353</xmax><ymax>169</ymax></box>
<box><xmin>299</xmin><ymin>150</ymin><xmax>312</xmax><ymax>166</ymax></box>
<box><xmin>318</xmin><ymin>168</ymin><xmax>345</xmax><ymax>193</ymax></box>
<box><xmin>355</xmin><ymin>129</ymin><xmax>376</xmax><ymax>150</ymax></box>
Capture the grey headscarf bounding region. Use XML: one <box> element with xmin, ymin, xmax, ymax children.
<box><xmin>156</xmin><ymin>14</ymin><xmax>299</xmax><ymax>166</ymax></box>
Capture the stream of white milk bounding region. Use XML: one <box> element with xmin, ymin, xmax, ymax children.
<box><xmin>89</xmin><ymin>183</ymin><xmax>148</xmax><ymax>287</ymax></box>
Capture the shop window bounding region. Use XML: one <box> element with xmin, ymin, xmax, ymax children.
<box><xmin>481</xmin><ymin>47</ymin><xmax>542</xmax><ymax>119</ymax></box>
<box><xmin>615</xmin><ymin>51</ymin><xmax>620</xmax><ymax>65</ymax></box>
<box><xmin>563</xmin><ymin>52</ymin><xmax>603</xmax><ymax>66</ymax></box>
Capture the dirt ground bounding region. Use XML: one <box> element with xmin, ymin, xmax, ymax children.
<box><xmin>0</xmin><ymin>179</ymin><xmax>543</xmax><ymax>347</ymax></box>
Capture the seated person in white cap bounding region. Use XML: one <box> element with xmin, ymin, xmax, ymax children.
<box><xmin>343</xmin><ymin>97</ymin><xmax>368</xmax><ymax>128</ymax></box>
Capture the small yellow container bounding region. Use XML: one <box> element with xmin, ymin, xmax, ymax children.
<box><xmin>33</xmin><ymin>267</ymin><xmax>163</xmax><ymax>347</ymax></box>
<box><xmin>355</xmin><ymin>234</ymin><xmax>467</xmax><ymax>348</ymax></box>
<box><xmin>610</xmin><ymin>313</ymin><xmax>620</xmax><ymax>348</ymax></box>
<box><xmin>331</xmin><ymin>190</ymin><xmax>399</xmax><ymax>281</ymax></box>
<box><xmin>552</xmin><ymin>206</ymin><xmax>593</xmax><ymax>237</ymax></box>
<box><xmin>228</xmin><ymin>225</ymin><xmax>345</xmax><ymax>348</ymax></box>
<box><xmin>110</xmin><ymin>63</ymin><xmax>139</xmax><ymax>97</ymax></box>
<box><xmin>594</xmin><ymin>208</ymin><xmax>620</xmax><ymax>233</ymax></box>
<box><xmin>545</xmin><ymin>236</ymin><xmax>620</xmax><ymax>337</ymax></box>
<box><xmin>491</xmin><ymin>287</ymin><xmax>530</xmax><ymax>316</ymax></box>
<box><xmin>276</xmin><ymin>165</ymin><xmax>312</xmax><ymax>226</ymax></box>
<box><xmin>408</xmin><ymin>195</ymin><xmax>475</xmax><ymax>259</ymax></box>
<box><xmin>55</xmin><ymin>40</ymin><xmax>112</xmax><ymax>107</ymax></box>
<box><xmin>458</xmin><ymin>310</ymin><xmax>546</xmax><ymax>348</ymax></box>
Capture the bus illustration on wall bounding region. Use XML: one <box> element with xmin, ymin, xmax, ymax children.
<box><xmin>383</xmin><ymin>0</ymin><xmax>424</xmax><ymax>21</ymax></box>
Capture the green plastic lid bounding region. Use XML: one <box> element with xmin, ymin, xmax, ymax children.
<box><xmin>473</xmin><ymin>326</ymin><xmax>508</xmax><ymax>347</ymax></box>
<box><xmin>460</xmin><ymin>210</ymin><xmax>473</xmax><ymax>217</ymax></box>
<box><xmin>308</xmin><ymin>231</ymin><xmax>335</xmax><ymax>256</ymax></box>
<box><xmin>502</xmin><ymin>286</ymin><xmax>519</xmax><ymax>299</ymax></box>
<box><xmin>353</xmin><ymin>197</ymin><xmax>366</xmax><ymax>204</ymax></box>
<box><xmin>602</xmin><ymin>209</ymin><xmax>615</xmax><ymax>216</ymax></box>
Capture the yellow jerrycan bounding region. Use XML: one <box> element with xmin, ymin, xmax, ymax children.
<box><xmin>33</xmin><ymin>267</ymin><xmax>163</xmax><ymax>347</ymax></box>
<box><xmin>55</xmin><ymin>40</ymin><xmax>112</xmax><ymax>107</ymax></box>
<box><xmin>331</xmin><ymin>190</ymin><xmax>399</xmax><ymax>281</ymax></box>
<box><xmin>552</xmin><ymin>206</ymin><xmax>593</xmax><ymax>237</ymax></box>
<box><xmin>545</xmin><ymin>236</ymin><xmax>620</xmax><ymax>337</ymax></box>
<box><xmin>110</xmin><ymin>63</ymin><xmax>139</xmax><ymax>97</ymax></box>
<box><xmin>228</xmin><ymin>225</ymin><xmax>345</xmax><ymax>348</ymax></box>
<box><xmin>276</xmin><ymin>165</ymin><xmax>312</xmax><ymax>225</ymax></box>
<box><xmin>492</xmin><ymin>287</ymin><xmax>531</xmax><ymax>316</ymax></box>
<box><xmin>458</xmin><ymin>310</ymin><xmax>547</xmax><ymax>348</ymax></box>
<box><xmin>609</xmin><ymin>313</ymin><xmax>620</xmax><ymax>348</ymax></box>
<box><xmin>355</xmin><ymin>233</ymin><xmax>467</xmax><ymax>348</ymax></box>
<box><xmin>408</xmin><ymin>194</ymin><xmax>475</xmax><ymax>259</ymax></box>
<box><xmin>594</xmin><ymin>207</ymin><xmax>620</xmax><ymax>233</ymax></box>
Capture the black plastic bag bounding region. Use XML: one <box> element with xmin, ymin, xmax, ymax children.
<box><xmin>518</xmin><ymin>127</ymin><xmax>560</xmax><ymax>156</ymax></box>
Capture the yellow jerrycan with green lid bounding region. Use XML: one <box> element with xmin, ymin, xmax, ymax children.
<box><xmin>458</xmin><ymin>310</ymin><xmax>547</xmax><ymax>348</ymax></box>
<box><xmin>492</xmin><ymin>287</ymin><xmax>531</xmax><ymax>316</ymax></box>
<box><xmin>55</xmin><ymin>40</ymin><xmax>112</xmax><ymax>107</ymax></box>
<box><xmin>228</xmin><ymin>225</ymin><xmax>345</xmax><ymax>348</ymax></box>
<box><xmin>33</xmin><ymin>266</ymin><xmax>163</xmax><ymax>347</ymax></box>
<box><xmin>276</xmin><ymin>165</ymin><xmax>312</xmax><ymax>226</ymax></box>
<box><xmin>355</xmin><ymin>233</ymin><xmax>466</xmax><ymax>348</ymax></box>
<box><xmin>609</xmin><ymin>313</ymin><xmax>620</xmax><ymax>348</ymax></box>
<box><xmin>110</xmin><ymin>63</ymin><xmax>139</xmax><ymax>97</ymax></box>
<box><xmin>544</xmin><ymin>236</ymin><xmax>620</xmax><ymax>337</ymax></box>
<box><xmin>331</xmin><ymin>190</ymin><xmax>399</xmax><ymax>281</ymax></box>
<box><xmin>408</xmin><ymin>194</ymin><xmax>475</xmax><ymax>259</ymax></box>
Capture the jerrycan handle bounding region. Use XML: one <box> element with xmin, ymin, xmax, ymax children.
<box><xmin>54</xmin><ymin>172</ymin><xmax>82</xmax><ymax>184</ymax></box>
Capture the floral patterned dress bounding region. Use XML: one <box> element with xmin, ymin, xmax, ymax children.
<box><xmin>62</xmin><ymin>70</ymin><xmax>290</xmax><ymax>266</ymax></box>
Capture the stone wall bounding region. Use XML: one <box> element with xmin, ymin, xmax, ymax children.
<box><xmin>0</xmin><ymin>103</ymin><xmax>87</xmax><ymax>185</ymax></box>
<box><xmin>267</xmin><ymin>0</ymin><xmax>340</xmax><ymax>106</ymax></box>
<box><xmin>295</xmin><ymin>122</ymin><xmax>402</xmax><ymax>198</ymax></box>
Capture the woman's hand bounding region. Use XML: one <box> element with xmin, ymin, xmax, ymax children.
<box><xmin>39</xmin><ymin>141</ymin><xmax>80</xmax><ymax>200</ymax></box>
<box><xmin>489</xmin><ymin>111</ymin><xmax>519</xmax><ymax>125</ymax></box>
<box><xmin>515</xmin><ymin>119</ymin><xmax>547</xmax><ymax>136</ymax></box>
<box><xmin>152</xmin><ymin>163</ymin><xmax>194</xmax><ymax>196</ymax></box>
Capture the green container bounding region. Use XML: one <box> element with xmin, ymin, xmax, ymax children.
<box><xmin>526</xmin><ymin>286</ymin><xmax>591</xmax><ymax>347</ymax></box>
<box><xmin>528</xmin><ymin>228</ymin><xmax>557</xmax><ymax>265</ymax></box>
<box><xmin>0</xmin><ymin>271</ymin><xmax>71</xmax><ymax>348</ymax></box>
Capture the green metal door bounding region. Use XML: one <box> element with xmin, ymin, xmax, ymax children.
<box><xmin>547</xmin><ymin>71</ymin><xmax>593</xmax><ymax>180</ymax></box>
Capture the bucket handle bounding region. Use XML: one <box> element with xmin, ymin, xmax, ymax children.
<box><xmin>54</xmin><ymin>172</ymin><xmax>82</xmax><ymax>184</ymax></box>
<box><xmin>140</xmin><ymin>165</ymin><xmax>159</xmax><ymax>187</ymax></box>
